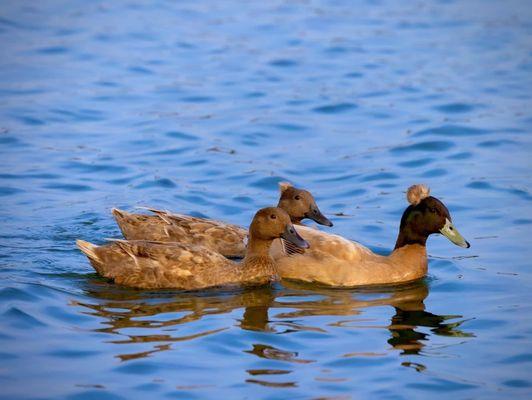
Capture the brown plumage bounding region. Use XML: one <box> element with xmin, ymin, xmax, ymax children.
<box><xmin>272</xmin><ymin>184</ymin><xmax>470</xmax><ymax>287</ymax></box>
<box><xmin>406</xmin><ymin>184</ymin><xmax>430</xmax><ymax>206</ymax></box>
<box><xmin>77</xmin><ymin>207</ymin><xmax>309</xmax><ymax>290</ymax></box>
<box><xmin>112</xmin><ymin>182</ymin><xmax>331</xmax><ymax>258</ymax></box>
<box><xmin>113</xmin><ymin>208</ymin><xmax>248</xmax><ymax>258</ymax></box>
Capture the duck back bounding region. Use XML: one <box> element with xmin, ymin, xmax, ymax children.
<box><xmin>113</xmin><ymin>208</ymin><xmax>248</xmax><ymax>258</ymax></box>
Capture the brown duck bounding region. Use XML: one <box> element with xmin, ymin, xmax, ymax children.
<box><xmin>76</xmin><ymin>207</ymin><xmax>309</xmax><ymax>290</ymax></box>
<box><xmin>112</xmin><ymin>182</ymin><xmax>331</xmax><ymax>258</ymax></box>
<box><xmin>273</xmin><ymin>184</ymin><xmax>470</xmax><ymax>287</ymax></box>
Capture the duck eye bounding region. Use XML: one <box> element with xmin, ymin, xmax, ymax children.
<box><xmin>294</xmin><ymin>195</ymin><xmax>301</xmax><ymax>200</ymax></box>
<box><xmin>270</xmin><ymin>214</ymin><xmax>276</xmax><ymax>220</ymax></box>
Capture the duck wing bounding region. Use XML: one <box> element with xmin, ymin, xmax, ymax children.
<box><xmin>77</xmin><ymin>239</ymin><xmax>235</xmax><ymax>290</ymax></box>
<box><xmin>271</xmin><ymin>226</ymin><xmax>375</xmax><ymax>285</ymax></box>
<box><xmin>272</xmin><ymin>225</ymin><xmax>372</xmax><ymax>261</ymax></box>
<box><xmin>112</xmin><ymin>208</ymin><xmax>248</xmax><ymax>258</ymax></box>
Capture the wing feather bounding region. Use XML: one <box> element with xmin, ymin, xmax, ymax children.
<box><xmin>113</xmin><ymin>208</ymin><xmax>248</xmax><ymax>257</ymax></box>
<box><xmin>90</xmin><ymin>240</ymin><xmax>236</xmax><ymax>289</ymax></box>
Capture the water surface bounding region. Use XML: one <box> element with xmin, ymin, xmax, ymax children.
<box><xmin>1</xmin><ymin>0</ymin><xmax>531</xmax><ymax>399</ymax></box>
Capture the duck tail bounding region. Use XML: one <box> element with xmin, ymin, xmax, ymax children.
<box><xmin>112</xmin><ymin>208</ymin><xmax>133</xmax><ymax>235</ymax></box>
<box><xmin>112</xmin><ymin>208</ymin><xmax>128</xmax><ymax>220</ymax></box>
<box><xmin>77</xmin><ymin>239</ymin><xmax>99</xmax><ymax>261</ymax></box>
<box><xmin>76</xmin><ymin>240</ymin><xmax>104</xmax><ymax>274</ymax></box>
<box><xmin>135</xmin><ymin>206</ymin><xmax>163</xmax><ymax>213</ymax></box>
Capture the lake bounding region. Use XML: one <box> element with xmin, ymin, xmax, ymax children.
<box><xmin>0</xmin><ymin>0</ymin><xmax>531</xmax><ymax>399</ymax></box>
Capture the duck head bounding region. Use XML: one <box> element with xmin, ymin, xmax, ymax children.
<box><xmin>394</xmin><ymin>184</ymin><xmax>470</xmax><ymax>249</ymax></box>
<box><xmin>277</xmin><ymin>182</ymin><xmax>333</xmax><ymax>227</ymax></box>
<box><xmin>249</xmin><ymin>207</ymin><xmax>310</xmax><ymax>249</ymax></box>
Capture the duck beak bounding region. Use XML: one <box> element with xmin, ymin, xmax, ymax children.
<box><xmin>439</xmin><ymin>218</ymin><xmax>470</xmax><ymax>248</ymax></box>
<box><xmin>281</xmin><ymin>225</ymin><xmax>310</xmax><ymax>249</ymax></box>
<box><xmin>305</xmin><ymin>206</ymin><xmax>333</xmax><ymax>227</ymax></box>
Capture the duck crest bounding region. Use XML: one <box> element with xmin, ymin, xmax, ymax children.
<box><xmin>278</xmin><ymin>181</ymin><xmax>293</xmax><ymax>193</ymax></box>
<box><xmin>406</xmin><ymin>184</ymin><xmax>430</xmax><ymax>206</ymax></box>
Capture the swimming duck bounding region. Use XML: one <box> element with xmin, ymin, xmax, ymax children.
<box><xmin>273</xmin><ymin>184</ymin><xmax>470</xmax><ymax>287</ymax></box>
<box><xmin>112</xmin><ymin>182</ymin><xmax>332</xmax><ymax>258</ymax></box>
<box><xmin>76</xmin><ymin>207</ymin><xmax>309</xmax><ymax>290</ymax></box>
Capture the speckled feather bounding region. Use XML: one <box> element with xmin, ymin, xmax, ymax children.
<box><xmin>78</xmin><ymin>207</ymin><xmax>297</xmax><ymax>290</ymax></box>
<box><xmin>112</xmin><ymin>183</ymin><xmax>330</xmax><ymax>259</ymax></box>
<box><xmin>78</xmin><ymin>239</ymin><xmax>277</xmax><ymax>290</ymax></box>
<box><xmin>113</xmin><ymin>208</ymin><xmax>248</xmax><ymax>258</ymax></box>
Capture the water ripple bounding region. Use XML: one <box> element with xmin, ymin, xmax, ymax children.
<box><xmin>312</xmin><ymin>103</ymin><xmax>358</xmax><ymax>114</ymax></box>
<box><xmin>390</xmin><ymin>140</ymin><xmax>455</xmax><ymax>153</ymax></box>
<box><xmin>433</xmin><ymin>103</ymin><xmax>478</xmax><ymax>113</ymax></box>
<box><xmin>414</xmin><ymin>125</ymin><xmax>489</xmax><ymax>137</ymax></box>
<box><xmin>3</xmin><ymin>307</ymin><xmax>46</xmax><ymax>328</ymax></box>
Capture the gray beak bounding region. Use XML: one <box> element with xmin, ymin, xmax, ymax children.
<box><xmin>440</xmin><ymin>218</ymin><xmax>470</xmax><ymax>248</ymax></box>
<box><xmin>281</xmin><ymin>225</ymin><xmax>310</xmax><ymax>249</ymax></box>
<box><xmin>305</xmin><ymin>206</ymin><xmax>333</xmax><ymax>227</ymax></box>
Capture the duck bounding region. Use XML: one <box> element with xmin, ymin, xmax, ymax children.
<box><xmin>112</xmin><ymin>182</ymin><xmax>332</xmax><ymax>258</ymax></box>
<box><xmin>272</xmin><ymin>184</ymin><xmax>470</xmax><ymax>287</ymax></box>
<box><xmin>76</xmin><ymin>207</ymin><xmax>309</xmax><ymax>290</ymax></box>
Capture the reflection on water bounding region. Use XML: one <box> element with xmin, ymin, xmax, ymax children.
<box><xmin>388</xmin><ymin>308</ymin><xmax>473</xmax><ymax>355</ymax></box>
<box><xmin>76</xmin><ymin>279</ymin><xmax>472</xmax><ymax>368</ymax></box>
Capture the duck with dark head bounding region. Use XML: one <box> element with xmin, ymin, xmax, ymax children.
<box><xmin>272</xmin><ymin>184</ymin><xmax>470</xmax><ymax>287</ymax></box>
<box><xmin>395</xmin><ymin>184</ymin><xmax>469</xmax><ymax>249</ymax></box>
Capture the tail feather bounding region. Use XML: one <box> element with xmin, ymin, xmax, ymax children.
<box><xmin>135</xmin><ymin>206</ymin><xmax>165</xmax><ymax>213</ymax></box>
<box><xmin>112</xmin><ymin>208</ymin><xmax>128</xmax><ymax>219</ymax></box>
<box><xmin>135</xmin><ymin>206</ymin><xmax>174</xmax><ymax>224</ymax></box>
<box><xmin>111</xmin><ymin>208</ymin><xmax>131</xmax><ymax>239</ymax></box>
<box><xmin>76</xmin><ymin>239</ymin><xmax>99</xmax><ymax>260</ymax></box>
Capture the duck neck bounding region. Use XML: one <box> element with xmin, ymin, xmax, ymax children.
<box><xmin>394</xmin><ymin>224</ymin><xmax>428</xmax><ymax>250</ymax></box>
<box><xmin>391</xmin><ymin>222</ymin><xmax>429</xmax><ymax>278</ymax></box>
<box><xmin>245</xmin><ymin>234</ymin><xmax>274</xmax><ymax>261</ymax></box>
<box><xmin>240</xmin><ymin>234</ymin><xmax>277</xmax><ymax>285</ymax></box>
<box><xmin>388</xmin><ymin>243</ymin><xmax>428</xmax><ymax>280</ymax></box>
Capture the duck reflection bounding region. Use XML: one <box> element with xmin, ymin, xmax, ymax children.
<box><xmin>75</xmin><ymin>277</ymin><xmax>472</xmax><ymax>364</ymax></box>
<box><xmin>388</xmin><ymin>307</ymin><xmax>473</xmax><ymax>355</ymax></box>
<box><xmin>279</xmin><ymin>280</ymin><xmax>473</xmax><ymax>356</ymax></box>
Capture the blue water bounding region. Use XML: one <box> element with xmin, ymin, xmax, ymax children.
<box><xmin>1</xmin><ymin>0</ymin><xmax>531</xmax><ymax>398</ymax></box>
